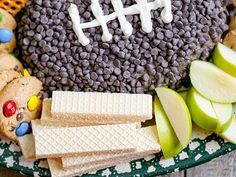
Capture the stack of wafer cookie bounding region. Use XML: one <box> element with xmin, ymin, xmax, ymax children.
<box><xmin>18</xmin><ymin>91</ymin><xmax>161</xmax><ymax>177</ymax></box>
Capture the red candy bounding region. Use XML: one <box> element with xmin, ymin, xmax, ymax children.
<box><xmin>3</xmin><ymin>101</ymin><xmax>17</xmax><ymax>117</ymax></box>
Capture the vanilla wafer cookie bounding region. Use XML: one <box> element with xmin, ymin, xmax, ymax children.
<box><xmin>52</xmin><ymin>91</ymin><xmax>152</xmax><ymax>122</ymax></box>
<box><xmin>41</xmin><ymin>99</ymin><xmax>141</xmax><ymax>127</ymax></box>
<box><xmin>32</xmin><ymin>121</ymin><xmax>138</xmax><ymax>158</ymax></box>
<box><xmin>18</xmin><ymin>120</ymin><xmax>141</xmax><ymax>161</ymax></box>
<box><xmin>18</xmin><ymin>134</ymin><xmax>35</xmax><ymax>160</ymax></box>
<box><xmin>40</xmin><ymin>99</ymin><xmax>92</xmax><ymax>127</ymax></box>
<box><xmin>48</xmin><ymin>158</ymin><xmax>124</xmax><ymax>177</ymax></box>
<box><xmin>61</xmin><ymin>126</ymin><xmax>160</xmax><ymax>169</ymax></box>
<box><xmin>49</xmin><ymin>153</ymin><xmax>152</xmax><ymax>177</ymax></box>
<box><xmin>40</xmin><ymin>99</ymin><xmax>102</xmax><ymax>127</ymax></box>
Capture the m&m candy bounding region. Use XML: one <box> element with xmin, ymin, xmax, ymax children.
<box><xmin>15</xmin><ymin>122</ymin><xmax>31</xmax><ymax>137</ymax></box>
<box><xmin>3</xmin><ymin>100</ymin><xmax>16</xmax><ymax>117</ymax></box>
<box><xmin>27</xmin><ymin>95</ymin><xmax>39</xmax><ymax>111</ymax></box>
<box><xmin>23</xmin><ymin>69</ymin><xmax>30</xmax><ymax>77</ymax></box>
<box><xmin>0</xmin><ymin>28</ymin><xmax>13</xmax><ymax>43</ymax></box>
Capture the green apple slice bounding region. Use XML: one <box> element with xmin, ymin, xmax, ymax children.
<box><xmin>154</xmin><ymin>96</ymin><xmax>182</xmax><ymax>158</ymax></box>
<box><xmin>187</xmin><ymin>87</ymin><xmax>233</xmax><ymax>133</ymax></box>
<box><xmin>220</xmin><ymin>118</ymin><xmax>236</xmax><ymax>144</ymax></box>
<box><xmin>179</xmin><ymin>91</ymin><xmax>188</xmax><ymax>102</ymax></box>
<box><xmin>187</xmin><ymin>87</ymin><xmax>218</xmax><ymax>131</ymax></box>
<box><xmin>190</xmin><ymin>60</ymin><xmax>236</xmax><ymax>103</ymax></box>
<box><xmin>219</xmin><ymin>103</ymin><xmax>236</xmax><ymax>143</ymax></box>
<box><xmin>213</xmin><ymin>43</ymin><xmax>236</xmax><ymax>77</ymax></box>
<box><xmin>155</xmin><ymin>87</ymin><xmax>192</xmax><ymax>148</ymax></box>
<box><xmin>212</xmin><ymin>103</ymin><xmax>233</xmax><ymax>133</ymax></box>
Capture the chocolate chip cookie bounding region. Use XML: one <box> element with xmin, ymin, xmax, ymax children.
<box><xmin>0</xmin><ymin>76</ymin><xmax>43</xmax><ymax>141</ymax></box>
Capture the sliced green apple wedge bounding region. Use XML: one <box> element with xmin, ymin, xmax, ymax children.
<box><xmin>187</xmin><ymin>87</ymin><xmax>218</xmax><ymax>131</ymax></box>
<box><xmin>154</xmin><ymin>96</ymin><xmax>183</xmax><ymax>158</ymax></box>
<box><xmin>213</xmin><ymin>43</ymin><xmax>236</xmax><ymax>77</ymax></box>
<box><xmin>219</xmin><ymin>103</ymin><xmax>236</xmax><ymax>144</ymax></box>
<box><xmin>179</xmin><ymin>91</ymin><xmax>188</xmax><ymax>102</ymax></box>
<box><xmin>220</xmin><ymin>117</ymin><xmax>236</xmax><ymax>144</ymax></box>
<box><xmin>212</xmin><ymin>103</ymin><xmax>233</xmax><ymax>133</ymax></box>
<box><xmin>190</xmin><ymin>60</ymin><xmax>236</xmax><ymax>103</ymax></box>
<box><xmin>155</xmin><ymin>87</ymin><xmax>192</xmax><ymax>148</ymax></box>
<box><xmin>187</xmin><ymin>87</ymin><xmax>233</xmax><ymax>133</ymax></box>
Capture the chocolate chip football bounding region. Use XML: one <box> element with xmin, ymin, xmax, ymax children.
<box><xmin>17</xmin><ymin>0</ymin><xmax>229</xmax><ymax>94</ymax></box>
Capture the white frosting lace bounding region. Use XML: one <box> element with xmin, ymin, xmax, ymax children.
<box><xmin>68</xmin><ymin>0</ymin><xmax>173</xmax><ymax>46</ymax></box>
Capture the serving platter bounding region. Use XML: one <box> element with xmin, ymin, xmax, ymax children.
<box><xmin>0</xmin><ymin>0</ymin><xmax>235</xmax><ymax>176</ymax></box>
<box><xmin>0</xmin><ymin>124</ymin><xmax>235</xmax><ymax>177</ymax></box>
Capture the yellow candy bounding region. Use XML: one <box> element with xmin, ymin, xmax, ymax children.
<box><xmin>23</xmin><ymin>69</ymin><xmax>30</xmax><ymax>77</ymax></box>
<box><xmin>27</xmin><ymin>95</ymin><xmax>39</xmax><ymax>112</ymax></box>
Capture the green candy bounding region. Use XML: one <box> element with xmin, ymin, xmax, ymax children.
<box><xmin>0</xmin><ymin>12</ymin><xmax>2</xmax><ymax>22</ymax></box>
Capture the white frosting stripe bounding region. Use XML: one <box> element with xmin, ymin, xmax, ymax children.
<box><xmin>160</xmin><ymin>0</ymin><xmax>173</xmax><ymax>23</ymax></box>
<box><xmin>69</xmin><ymin>0</ymin><xmax>173</xmax><ymax>46</ymax></box>
<box><xmin>81</xmin><ymin>13</ymin><xmax>116</xmax><ymax>29</ymax></box>
<box><xmin>111</xmin><ymin>0</ymin><xmax>133</xmax><ymax>36</ymax></box>
<box><xmin>91</xmin><ymin>0</ymin><xmax>112</xmax><ymax>42</ymax></box>
<box><xmin>135</xmin><ymin>0</ymin><xmax>152</xmax><ymax>33</ymax></box>
<box><xmin>68</xmin><ymin>4</ymin><xmax>89</xmax><ymax>46</ymax></box>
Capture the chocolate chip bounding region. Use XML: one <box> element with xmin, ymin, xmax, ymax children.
<box><xmin>142</xmin><ymin>42</ymin><xmax>150</xmax><ymax>49</ymax></box>
<box><xmin>23</xmin><ymin>38</ymin><xmax>30</xmax><ymax>46</ymax></box>
<box><xmin>156</xmin><ymin>32</ymin><xmax>164</xmax><ymax>40</ymax></box>
<box><xmin>40</xmin><ymin>15</ymin><xmax>48</xmax><ymax>24</ymax></box>
<box><xmin>16</xmin><ymin>113</ymin><xmax>24</xmax><ymax>122</ymax></box>
<box><xmin>123</xmin><ymin>71</ymin><xmax>131</xmax><ymax>79</ymax></box>
<box><xmin>113</xmin><ymin>68</ymin><xmax>121</xmax><ymax>75</ymax></box>
<box><xmin>91</xmin><ymin>72</ymin><xmax>98</xmax><ymax>80</ymax></box>
<box><xmin>46</xmin><ymin>29</ymin><xmax>54</xmax><ymax>37</ymax></box>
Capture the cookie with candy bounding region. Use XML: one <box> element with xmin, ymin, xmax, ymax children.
<box><xmin>0</xmin><ymin>52</ymin><xmax>25</xmax><ymax>92</ymax></box>
<box><xmin>0</xmin><ymin>49</ymin><xmax>43</xmax><ymax>141</ymax></box>
<box><xmin>0</xmin><ymin>69</ymin><xmax>21</xmax><ymax>91</ymax></box>
<box><xmin>0</xmin><ymin>8</ymin><xmax>16</xmax><ymax>53</ymax></box>
<box><xmin>0</xmin><ymin>8</ymin><xmax>16</xmax><ymax>29</ymax></box>
<box><xmin>0</xmin><ymin>76</ymin><xmax>43</xmax><ymax>141</ymax></box>
<box><xmin>0</xmin><ymin>52</ymin><xmax>23</xmax><ymax>72</ymax></box>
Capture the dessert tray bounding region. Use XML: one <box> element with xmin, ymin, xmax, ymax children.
<box><xmin>0</xmin><ymin>0</ymin><xmax>236</xmax><ymax>177</ymax></box>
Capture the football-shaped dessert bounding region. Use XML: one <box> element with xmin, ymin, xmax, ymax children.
<box><xmin>17</xmin><ymin>0</ymin><xmax>229</xmax><ymax>94</ymax></box>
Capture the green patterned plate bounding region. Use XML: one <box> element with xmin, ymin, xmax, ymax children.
<box><xmin>0</xmin><ymin>124</ymin><xmax>236</xmax><ymax>177</ymax></box>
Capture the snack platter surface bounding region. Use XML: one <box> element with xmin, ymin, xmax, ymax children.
<box><xmin>0</xmin><ymin>0</ymin><xmax>236</xmax><ymax>176</ymax></box>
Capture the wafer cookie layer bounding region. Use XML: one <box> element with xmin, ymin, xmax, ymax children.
<box><xmin>48</xmin><ymin>158</ymin><xmax>127</xmax><ymax>177</ymax></box>
<box><xmin>62</xmin><ymin>126</ymin><xmax>160</xmax><ymax>169</ymax></box>
<box><xmin>41</xmin><ymin>99</ymin><xmax>139</xmax><ymax>126</ymax></box>
<box><xmin>41</xmin><ymin>99</ymin><xmax>101</xmax><ymax>127</ymax></box>
<box><xmin>18</xmin><ymin>134</ymin><xmax>35</xmax><ymax>160</ymax></box>
<box><xmin>32</xmin><ymin>121</ymin><xmax>137</xmax><ymax>158</ymax></box>
<box><xmin>52</xmin><ymin>91</ymin><xmax>152</xmax><ymax>122</ymax></box>
<box><xmin>49</xmin><ymin>153</ymin><xmax>151</xmax><ymax>177</ymax></box>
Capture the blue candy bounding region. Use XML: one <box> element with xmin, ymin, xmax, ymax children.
<box><xmin>0</xmin><ymin>28</ymin><xmax>13</xmax><ymax>43</ymax></box>
<box><xmin>15</xmin><ymin>121</ymin><xmax>32</xmax><ymax>137</ymax></box>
